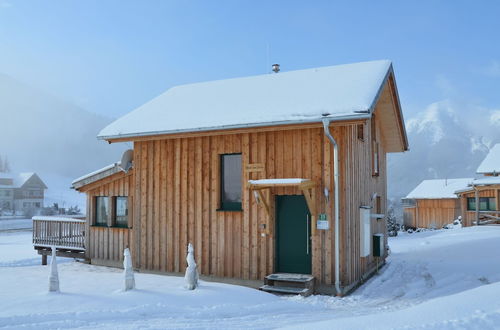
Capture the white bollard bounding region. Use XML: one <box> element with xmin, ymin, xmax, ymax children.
<box><xmin>184</xmin><ymin>243</ymin><xmax>199</xmax><ymax>290</ymax></box>
<box><xmin>48</xmin><ymin>246</ymin><xmax>59</xmax><ymax>292</ymax></box>
<box><xmin>123</xmin><ymin>248</ymin><xmax>135</xmax><ymax>291</ymax></box>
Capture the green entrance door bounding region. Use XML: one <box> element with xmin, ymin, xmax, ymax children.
<box><xmin>275</xmin><ymin>195</ymin><xmax>312</xmax><ymax>274</ymax></box>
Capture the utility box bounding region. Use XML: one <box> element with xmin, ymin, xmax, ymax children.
<box><xmin>373</xmin><ymin>233</ymin><xmax>385</xmax><ymax>257</ymax></box>
<box><xmin>360</xmin><ymin>207</ymin><xmax>371</xmax><ymax>257</ymax></box>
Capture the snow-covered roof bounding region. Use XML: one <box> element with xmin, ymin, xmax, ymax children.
<box><xmin>454</xmin><ymin>177</ymin><xmax>500</xmax><ymax>194</ymax></box>
<box><xmin>0</xmin><ymin>172</ymin><xmax>46</xmax><ymax>188</ymax></box>
<box><xmin>248</xmin><ymin>178</ymin><xmax>308</xmax><ymax>185</ymax></box>
<box><xmin>477</xmin><ymin>143</ymin><xmax>500</xmax><ymax>175</ymax></box>
<box><xmin>72</xmin><ymin>162</ymin><xmax>127</xmax><ymax>190</ymax></box>
<box><xmin>405</xmin><ymin>178</ymin><xmax>473</xmax><ymax>199</ymax></box>
<box><xmin>98</xmin><ymin>60</ymin><xmax>394</xmax><ymax>140</ymax></box>
<box><xmin>471</xmin><ymin>177</ymin><xmax>500</xmax><ymax>186</ymax></box>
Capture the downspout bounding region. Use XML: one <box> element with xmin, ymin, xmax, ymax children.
<box><xmin>322</xmin><ymin>118</ymin><xmax>341</xmax><ymax>296</ymax></box>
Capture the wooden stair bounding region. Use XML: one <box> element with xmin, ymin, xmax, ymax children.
<box><xmin>259</xmin><ymin>273</ymin><xmax>315</xmax><ymax>297</ymax></box>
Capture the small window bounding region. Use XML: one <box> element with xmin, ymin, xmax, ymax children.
<box><xmin>376</xmin><ymin>196</ymin><xmax>382</xmax><ymax>214</ymax></box>
<box><xmin>115</xmin><ymin>197</ymin><xmax>128</xmax><ymax>227</ymax></box>
<box><xmin>467</xmin><ymin>197</ymin><xmax>496</xmax><ymax>211</ymax></box>
<box><xmin>372</xmin><ymin>141</ymin><xmax>379</xmax><ymax>176</ymax></box>
<box><xmin>357</xmin><ymin>124</ymin><xmax>364</xmax><ymax>141</ymax></box>
<box><xmin>371</xmin><ymin>115</ymin><xmax>379</xmax><ymax>176</ymax></box>
<box><xmin>220</xmin><ymin>153</ymin><xmax>242</xmax><ymax>211</ymax></box>
<box><xmin>95</xmin><ymin>197</ymin><xmax>109</xmax><ymax>226</ymax></box>
<box><xmin>35</xmin><ymin>202</ymin><xmax>40</xmax><ymax>208</ymax></box>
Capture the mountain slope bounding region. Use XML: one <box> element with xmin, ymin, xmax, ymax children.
<box><xmin>388</xmin><ymin>100</ymin><xmax>500</xmax><ymax>199</ymax></box>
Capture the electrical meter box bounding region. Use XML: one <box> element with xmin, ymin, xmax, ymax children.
<box><xmin>373</xmin><ymin>233</ymin><xmax>384</xmax><ymax>257</ymax></box>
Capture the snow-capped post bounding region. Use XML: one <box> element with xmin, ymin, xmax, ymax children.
<box><xmin>48</xmin><ymin>246</ymin><xmax>59</xmax><ymax>292</ymax></box>
<box><xmin>184</xmin><ymin>243</ymin><xmax>199</xmax><ymax>290</ymax></box>
<box><xmin>123</xmin><ymin>248</ymin><xmax>135</xmax><ymax>291</ymax></box>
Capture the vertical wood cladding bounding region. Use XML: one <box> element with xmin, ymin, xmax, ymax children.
<box><xmin>126</xmin><ymin>121</ymin><xmax>388</xmax><ymax>287</ymax></box>
<box><xmin>85</xmin><ymin>172</ymin><xmax>134</xmax><ymax>265</ymax></box>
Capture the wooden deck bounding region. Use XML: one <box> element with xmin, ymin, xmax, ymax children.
<box><xmin>32</xmin><ymin>216</ymin><xmax>86</xmax><ymax>264</ymax></box>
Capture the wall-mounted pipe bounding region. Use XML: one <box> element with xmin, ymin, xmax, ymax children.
<box><xmin>322</xmin><ymin>118</ymin><xmax>341</xmax><ymax>296</ymax></box>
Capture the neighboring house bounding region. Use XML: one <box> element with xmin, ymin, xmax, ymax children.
<box><xmin>72</xmin><ymin>60</ymin><xmax>409</xmax><ymax>295</ymax></box>
<box><xmin>402</xmin><ymin>178</ymin><xmax>472</xmax><ymax>229</ymax></box>
<box><xmin>0</xmin><ymin>174</ymin><xmax>14</xmax><ymax>211</ymax></box>
<box><xmin>456</xmin><ymin>144</ymin><xmax>500</xmax><ymax>226</ymax></box>
<box><xmin>0</xmin><ymin>173</ymin><xmax>47</xmax><ymax>214</ymax></box>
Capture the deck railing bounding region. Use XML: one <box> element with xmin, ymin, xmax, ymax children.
<box><xmin>32</xmin><ymin>216</ymin><xmax>86</xmax><ymax>250</ymax></box>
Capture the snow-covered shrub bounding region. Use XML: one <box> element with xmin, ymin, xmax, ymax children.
<box><xmin>123</xmin><ymin>248</ymin><xmax>135</xmax><ymax>291</ymax></box>
<box><xmin>48</xmin><ymin>246</ymin><xmax>59</xmax><ymax>292</ymax></box>
<box><xmin>184</xmin><ymin>243</ymin><xmax>199</xmax><ymax>290</ymax></box>
<box><xmin>386</xmin><ymin>206</ymin><xmax>399</xmax><ymax>237</ymax></box>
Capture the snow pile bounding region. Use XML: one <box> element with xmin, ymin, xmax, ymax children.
<box><xmin>123</xmin><ymin>248</ymin><xmax>135</xmax><ymax>291</ymax></box>
<box><xmin>48</xmin><ymin>247</ymin><xmax>59</xmax><ymax>292</ymax></box>
<box><xmin>184</xmin><ymin>243</ymin><xmax>199</xmax><ymax>290</ymax></box>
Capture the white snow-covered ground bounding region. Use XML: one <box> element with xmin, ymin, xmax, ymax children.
<box><xmin>1</xmin><ymin>227</ymin><xmax>500</xmax><ymax>329</ymax></box>
<box><xmin>0</xmin><ymin>218</ymin><xmax>32</xmax><ymax>231</ymax></box>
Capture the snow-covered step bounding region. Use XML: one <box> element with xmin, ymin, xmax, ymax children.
<box><xmin>261</xmin><ymin>273</ymin><xmax>315</xmax><ymax>296</ymax></box>
<box><xmin>265</xmin><ymin>273</ymin><xmax>314</xmax><ymax>283</ymax></box>
<box><xmin>259</xmin><ymin>285</ymin><xmax>311</xmax><ymax>296</ymax></box>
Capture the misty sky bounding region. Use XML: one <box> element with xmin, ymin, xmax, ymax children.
<box><xmin>0</xmin><ymin>0</ymin><xmax>499</xmax><ymax>119</ymax></box>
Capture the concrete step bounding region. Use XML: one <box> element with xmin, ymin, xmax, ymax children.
<box><xmin>259</xmin><ymin>285</ymin><xmax>311</xmax><ymax>296</ymax></box>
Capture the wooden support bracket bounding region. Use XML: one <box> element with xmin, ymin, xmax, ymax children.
<box><xmin>248</xmin><ymin>178</ymin><xmax>318</xmax><ymax>236</ymax></box>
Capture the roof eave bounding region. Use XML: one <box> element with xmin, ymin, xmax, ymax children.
<box><xmin>98</xmin><ymin>113</ymin><xmax>372</xmax><ymax>143</ymax></box>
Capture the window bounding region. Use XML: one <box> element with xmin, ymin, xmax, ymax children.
<box><xmin>220</xmin><ymin>153</ymin><xmax>242</xmax><ymax>211</ymax></box>
<box><xmin>376</xmin><ymin>196</ymin><xmax>382</xmax><ymax>214</ymax></box>
<box><xmin>467</xmin><ymin>197</ymin><xmax>496</xmax><ymax>211</ymax></box>
<box><xmin>115</xmin><ymin>197</ymin><xmax>128</xmax><ymax>227</ymax></box>
<box><xmin>34</xmin><ymin>202</ymin><xmax>40</xmax><ymax>208</ymax></box>
<box><xmin>95</xmin><ymin>197</ymin><xmax>109</xmax><ymax>226</ymax></box>
<box><xmin>371</xmin><ymin>115</ymin><xmax>379</xmax><ymax>176</ymax></box>
<box><xmin>357</xmin><ymin>124</ymin><xmax>364</xmax><ymax>141</ymax></box>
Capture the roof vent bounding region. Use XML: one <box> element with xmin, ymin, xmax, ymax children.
<box><xmin>272</xmin><ymin>64</ymin><xmax>280</xmax><ymax>73</ymax></box>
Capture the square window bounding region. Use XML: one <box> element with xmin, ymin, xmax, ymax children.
<box><xmin>95</xmin><ymin>197</ymin><xmax>109</xmax><ymax>226</ymax></box>
<box><xmin>115</xmin><ymin>197</ymin><xmax>128</xmax><ymax>227</ymax></box>
<box><xmin>220</xmin><ymin>154</ymin><xmax>242</xmax><ymax>211</ymax></box>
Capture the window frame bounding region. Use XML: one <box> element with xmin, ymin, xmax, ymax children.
<box><xmin>219</xmin><ymin>153</ymin><xmax>243</xmax><ymax>211</ymax></box>
<box><xmin>371</xmin><ymin>115</ymin><xmax>380</xmax><ymax>177</ymax></box>
<box><xmin>113</xmin><ymin>196</ymin><xmax>129</xmax><ymax>228</ymax></box>
<box><xmin>94</xmin><ymin>196</ymin><xmax>110</xmax><ymax>227</ymax></box>
<box><xmin>467</xmin><ymin>197</ymin><xmax>496</xmax><ymax>211</ymax></box>
<box><xmin>357</xmin><ymin>124</ymin><xmax>364</xmax><ymax>141</ymax></box>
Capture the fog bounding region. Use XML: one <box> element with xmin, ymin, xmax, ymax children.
<box><xmin>0</xmin><ymin>73</ymin><xmax>127</xmax><ymax>208</ymax></box>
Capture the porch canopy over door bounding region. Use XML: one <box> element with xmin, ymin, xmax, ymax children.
<box><xmin>247</xmin><ymin>178</ymin><xmax>318</xmax><ymax>235</ymax></box>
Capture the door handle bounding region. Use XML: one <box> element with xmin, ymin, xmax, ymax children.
<box><xmin>306</xmin><ymin>214</ymin><xmax>310</xmax><ymax>255</ymax></box>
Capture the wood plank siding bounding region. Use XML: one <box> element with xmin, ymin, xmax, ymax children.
<box><xmin>81</xmin><ymin>172</ymin><xmax>134</xmax><ymax>267</ymax></box>
<box><xmin>403</xmin><ymin>198</ymin><xmax>461</xmax><ymax>229</ymax></box>
<box><xmin>75</xmin><ymin>119</ymin><xmax>391</xmax><ymax>291</ymax></box>
<box><xmin>113</xmin><ymin>118</ymin><xmax>388</xmax><ymax>288</ymax></box>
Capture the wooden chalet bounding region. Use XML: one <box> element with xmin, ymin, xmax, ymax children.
<box><xmin>402</xmin><ymin>178</ymin><xmax>472</xmax><ymax>229</ymax></box>
<box><xmin>456</xmin><ymin>144</ymin><xmax>500</xmax><ymax>226</ymax></box>
<box><xmin>72</xmin><ymin>60</ymin><xmax>408</xmax><ymax>295</ymax></box>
